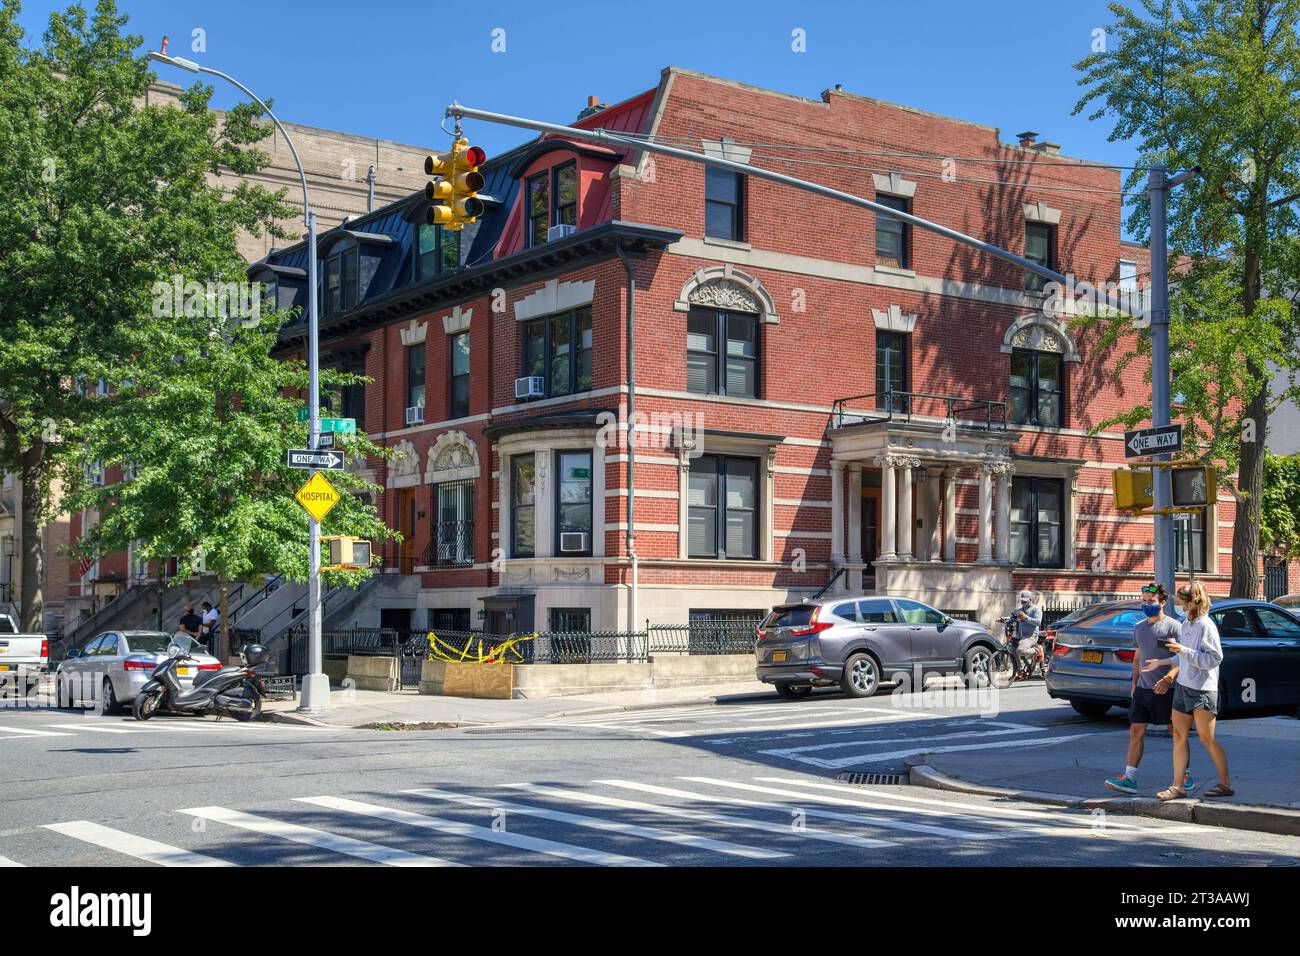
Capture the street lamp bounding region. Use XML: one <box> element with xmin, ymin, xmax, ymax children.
<box><xmin>148</xmin><ymin>49</ymin><xmax>330</xmax><ymax>713</ymax></box>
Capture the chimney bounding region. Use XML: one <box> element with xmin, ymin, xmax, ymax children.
<box><xmin>1016</xmin><ymin>130</ymin><xmax>1039</xmax><ymax>148</ymax></box>
<box><xmin>577</xmin><ymin>95</ymin><xmax>607</xmax><ymax>121</ymax></box>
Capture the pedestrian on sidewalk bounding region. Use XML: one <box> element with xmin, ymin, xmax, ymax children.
<box><xmin>200</xmin><ymin>601</ymin><xmax>221</xmax><ymax>656</ymax></box>
<box><xmin>1104</xmin><ymin>583</ymin><xmax>1191</xmax><ymax>795</ymax></box>
<box><xmin>1146</xmin><ymin>581</ymin><xmax>1234</xmax><ymax>801</ymax></box>
<box><xmin>178</xmin><ymin>604</ymin><xmax>202</xmax><ymax>640</ymax></box>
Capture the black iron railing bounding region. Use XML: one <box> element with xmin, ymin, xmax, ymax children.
<box><xmin>647</xmin><ymin>621</ymin><xmax>760</xmax><ymax>656</ymax></box>
<box><xmin>422</xmin><ymin>519</ymin><xmax>474</xmax><ymax>568</ymax></box>
<box><xmin>831</xmin><ymin>390</ymin><xmax>1007</xmax><ymax>432</ymax></box>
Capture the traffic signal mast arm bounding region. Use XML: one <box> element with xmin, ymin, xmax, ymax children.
<box><xmin>443</xmin><ymin>103</ymin><xmax>1142</xmax><ymax>320</ymax></box>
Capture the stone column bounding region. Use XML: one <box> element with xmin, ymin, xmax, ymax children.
<box><xmin>847</xmin><ymin>463</ymin><xmax>863</xmax><ymax>592</ymax></box>
<box><xmin>830</xmin><ymin>459</ymin><xmax>845</xmax><ymax>566</ymax></box>
<box><xmin>875</xmin><ymin>455</ymin><xmax>896</xmax><ymax>560</ymax></box>
<box><xmin>994</xmin><ymin>461</ymin><xmax>1014</xmax><ymax>564</ymax></box>
<box><xmin>928</xmin><ymin>470</ymin><xmax>943</xmax><ymax>562</ymax></box>
<box><xmin>896</xmin><ymin>458</ymin><xmax>916</xmax><ymax>561</ymax></box>
<box><xmin>977</xmin><ymin>462</ymin><xmax>994</xmax><ymax>564</ymax></box>
<box><xmin>942</xmin><ymin>467</ymin><xmax>958</xmax><ymax>563</ymax></box>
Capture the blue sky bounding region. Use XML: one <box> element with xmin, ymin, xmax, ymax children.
<box><xmin>16</xmin><ymin>0</ymin><xmax>1139</xmax><ymax>193</ymax></box>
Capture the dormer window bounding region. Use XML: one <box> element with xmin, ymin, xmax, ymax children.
<box><xmin>417</xmin><ymin>223</ymin><xmax>460</xmax><ymax>280</ymax></box>
<box><xmin>526</xmin><ymin>161</ymin><xmax>578</xmax><ymax>247</ymax></box>
<box><xmin>322</xmin><ymin>242</ymin><xmax>359</xmax><ymax>316</ymax></box>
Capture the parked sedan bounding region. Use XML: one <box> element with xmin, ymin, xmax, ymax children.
<box><xmin>56</xmin><ymin>630</ymin><xmax>222</xmax><ymax>713</ymax></box>
<box><xmin>1045</xmin><ymin>598</ymin><xmax>1300</xmax><ymax>718</ymax></box>
<box><xmin>756</xmin><ymin>596</ymin><xmax>1000</xmax><ymax>698</ymax></box>
<box><xmin>1274</xmin><ymin>593</ymin><xmax>1300</xmax><ymax>611</ymax></box>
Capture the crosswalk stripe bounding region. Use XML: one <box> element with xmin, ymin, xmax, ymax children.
<box><xmin>178</xmin><ymin>806</ymin><xmax>453</xmax><ymax>866</ymax></box>
<box><xmin>297</xmin><ymin>795</ymin><xmax>660</xmax><ymax>867</ymax></box>
<box><xmin>504</xmin><ymin>782</ymin><xmax>896</xmax><ymax>850</ymax></box>
<box><xmin>43</xmin><ymin>821</ymin><xmax>235</xmax><ymax>866</ymax></box>
<box><xmin>676</xmin><ymin>777</ymin><xmax>1007</xmax><ymax>840</ymax></box>
<box><xmin>43</xmin><ymin>723</ymin><xmax>139</xmax><ymax>734</ymax></box>
<box><xmin>767</xmin><ymin>731</ymin><xmax>1102</xmax><ymax>768</ymax></box>
<box><xmin>759</xmin><ymin>722</ymin><xmax>1043</xmax><ymax>759</ymax></box>
<box><xmin>752</xmin><ymin>778</ymin><xmax>1205</xmax><ymax>833</ymax></box>
<box><xmin>0</xmin><ymin>855</ymin><xmax>25</xmax><ymax>866</ymax></box>
<box><xmin>0</xmin><ymin>725</ymin><xmax>75</xmax><ymax>737</ymax></box>
<box><xmin>401</xmin><ymin>787</ymin><xmax>787</xmax><ymax>860</ymax></box>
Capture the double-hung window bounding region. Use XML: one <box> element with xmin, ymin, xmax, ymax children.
<box><xmin>521</xmin><ymin>307</ymin><xmax>592</xmax><ymax>397</ymax></box>
<box><xmin>510</xmin><ymin>454</ymin><xmax>536</xmax><ymax>558</ymax></box>
<box><xmin>525</xmin><ymin>162</ymin><xmax>578</xmax><ymax>247</ymax></box>
<box><xmin>1025</xmin><ymin>223</ymin><xmax>1054</xmax><ymax>292</ymax></box>
<box><xmin>417</xmin><ymin>223</ymin><xmax>460</xmax><ymax>279</ymax></box>
<box><xmin>875</xmin><ymin>194</ymin><xmax>910</xmax><ymax>269</ymax></box>
<box><xmin>705</xmin><ymin>168</ymin><xmax>745</xmax><ymax>241</ymax></box>
<box><xmin>1010</xmin><ymin>348</ymin><xmax>1063</xmax><ymax>427</ymax></box>
<box><xmin>449</xmin><ymin>332</ymin><xmax>470</xmax><ymax>419</ymax></box>
<box><xmin>688</xmin><ymin>455</ymin><xmax>759</xmax><ymax>560</ymax></box>
<box><xmin>1009</xmin><ymin>476</ymin><xmax>1064</xmax><ymax>569</ymax></box>
<box><xmin>686</xmin><ymin>308</ymin><xmax>758</xmax><ymax>398</ymax></box>
<box><xmin>406</xmin><ymin>344</ymin><xmax>425</xmax><ymax>412</ymax></box>
<box><xmin>555</xmin><ymin>450</ymin><xmax>593</xmax><ymax>555</ymax></box>
<box><xmin>526</xmin><ymin>171</ymin><xmax>549</xmax><ymax>248</ymax></box>
<box><xmin>553</xmin><ymin>162</ymin><xmax>577</xmax><ymax>228</ymax></box>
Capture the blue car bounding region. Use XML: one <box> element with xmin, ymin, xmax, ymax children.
<box><xmin>1045</xmin><ymin>598</ymin><xmax>1300</xmax><ymax>719</ymax></box>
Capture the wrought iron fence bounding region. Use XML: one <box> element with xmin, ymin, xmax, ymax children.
<box><xmin>647</xmin><ymin>621</ymin><xmax>759</xmax><ymax>656</ymax></box>
<box><xmin>831</xmin><ymin>389</ymin><xmax>1008</xmax><ymax>432</ymax></box>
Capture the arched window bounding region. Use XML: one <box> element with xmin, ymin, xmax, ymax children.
<box><xmin>1001</xmin><ymin>315</ymin><xmax>1079</xmax><ymax>428</ymax></box>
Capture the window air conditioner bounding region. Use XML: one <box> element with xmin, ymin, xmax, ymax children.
<box><xmin>547</xmin><ymin>224</ymin><xmax>576</xmax><ymax>242</ymax></box>
<box><xmin>405</xmin><ymin>405</ymin><xmax>425</xmax><ymax>426</ymax></box>
<box><xmin>515</xmin><ymin>376</ymin><xmax>545</xmax><ymax>400</ymax></box>
<box><xmin>559</xmin><ymin>532</ymin><xmax>589</xmax><ymax>554</ymax></box>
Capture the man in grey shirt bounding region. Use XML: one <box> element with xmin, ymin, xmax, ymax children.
<box><xmin>1105</xmin><ymin>583</ymin><xmax>1189</xmax><ymax>794</ymax></box>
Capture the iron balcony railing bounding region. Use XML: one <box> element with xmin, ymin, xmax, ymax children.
<box><xmin>831</xmin><ymin>389</ymin><xmax>1007</xmax><ymax>432</ymax></box>
<box><xmin>422</xmin><ymin>519</ymin><xmax>474</xmax><ymax>568</ymax></box>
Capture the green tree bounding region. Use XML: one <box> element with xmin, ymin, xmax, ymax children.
<box><xmin>0</xmin><ymin>0</ymin><xmax>287</xmax><ymax>630</ymax></box>
<box><xmin>1074</xmin><ymin>0</ymin><xmax>1300</xmax><ymax>597</ymax></box>
<box><xmin>67</xmin><ymin>302</ymin><xmax>395</xmax><ymax>655</ymax></box>
<box><xmin>1262</xmin><ymin>452</ymin><xmax>1300</xmax><ymax>560</ymax></box>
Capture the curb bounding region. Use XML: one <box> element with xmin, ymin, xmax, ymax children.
<box><xmin>905</xmin><ymin>756</ymin><xmax>1300</xmax><ymax>837</ymax></box>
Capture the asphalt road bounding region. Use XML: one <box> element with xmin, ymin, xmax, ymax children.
<box><xmin>1</xmin><ymin>682</ymin><xmax>1297</xmax><ymax>867</ymax></box>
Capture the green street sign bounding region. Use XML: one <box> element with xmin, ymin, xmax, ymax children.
<box><xmin>296</xmin><ymin>408</ymin><xmax>356</xmax><ymax>434</ymax></box>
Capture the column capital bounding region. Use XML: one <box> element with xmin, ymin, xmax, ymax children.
<box><xmin>876</xmin><ymin>453</ymin><xmax>921</xmax><ymax>470</ymax></box>
<box><xmin>831</xmin><ymin>458</ymin><xmax>847</xmax><ymax>473</ymax></box>
<box><xmin>982</xmin><ymin>457</ymin><xmax>1015</xmax><ymax>477</ymax></box>
<box><xmin>846</xmin><ymin>460</ymin><xmax>864</xmax><ymax>473</ymax></box>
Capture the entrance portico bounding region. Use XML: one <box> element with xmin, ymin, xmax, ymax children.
<box><xmin>828</xmin><ymin>392</ymin><xmax>1018</xmax><ymax>619</ymax></box>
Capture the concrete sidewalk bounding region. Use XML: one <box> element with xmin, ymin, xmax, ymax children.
<box><xmin>262</xmin><ymin>679</ymin><xmax>774</xmax><ymax>728</ymax></box>
<box><xmin>912</xmin><ymin>714</ymin><xmax>1300</xmax><ymax>837</ymax></box>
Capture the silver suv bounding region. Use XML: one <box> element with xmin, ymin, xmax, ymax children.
<box><xmin>755</xmin><ymin>596</ymin><xmax>999</xmax><ymax>699</ymax></box>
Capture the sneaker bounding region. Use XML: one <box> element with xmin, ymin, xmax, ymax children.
<box><xmin>1105</xmin><ymin>774</ymin><xmax>1138</xmax><ymax>794</ymax></box>
<box><xmin>1183</xmin><ymin>771</ymin><xmax>1194</xmax><ymax>792</ymax></box>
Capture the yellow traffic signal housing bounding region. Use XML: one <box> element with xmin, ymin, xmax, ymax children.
<box><xmin>423</xmin><ymin>140</ymin><xmax>486</xmax><ymax>232</ymax></box>
<box><xmin>1112</xmin><ymin>468</ymin><xmax>1154</xmax><ymax>512</ymax></box>
<box><xmin>322</xmin><ymin>536</ymin><xmax>372</xmax><ymax>571</ymax></box>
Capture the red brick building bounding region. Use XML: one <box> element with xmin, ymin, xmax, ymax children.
<box><xmin>246</xmin><ymin>68</ymin><xmax>1241</xmax><ymax>634</ymax></box>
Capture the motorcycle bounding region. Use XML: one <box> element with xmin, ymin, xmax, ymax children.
<box><xmin>132</xmin><ymin>634</ymin><xmax>268</xmax><ymax>722</ymax></box>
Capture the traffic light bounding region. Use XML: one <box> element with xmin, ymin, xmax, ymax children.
<box><xmin>1170</xmin><ymin>465</ymin><xmax>1216</xmax><ymax>508</ymax></box>
<box><xmin>423</xmin><ymin>139</ymin><xmax>485</xmax><ymax>231</ymax></box>
<box><xmin>322</xmin><ymin>536</ymin><xmax>372</xmax><ymax>571</ymax></box>
<box><xmin>1112</xmin><ymin>468</ymin><xmax>1154</xmax><ymax>512</ymax></box>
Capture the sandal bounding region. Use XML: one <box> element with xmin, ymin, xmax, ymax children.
<box><xmin>1204</xmin><ymin>783</ymin><xmax>1235</xmax><ymax>798</ymax></box>
<box><xmin>1156</xmin><ymin>786</ymin><xmax>1186</xmax><ymax>801</ymax></box>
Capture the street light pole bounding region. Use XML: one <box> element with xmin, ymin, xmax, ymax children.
<box><xmin>148</xmin><ymin>51</ymin><xmax>329</xmax><ymax>713</ymax></box>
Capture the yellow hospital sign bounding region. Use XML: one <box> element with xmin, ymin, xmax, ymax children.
<box><xmin>295</xmin><ymin>471</ymin><xmax>341</xmax><ymax>523</ymax></box>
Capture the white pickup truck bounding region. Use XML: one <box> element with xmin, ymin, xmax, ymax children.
<box><xmin>0</xmin><ymin>611</ymin><xmax>48</xmax><ymax>693</ymax></box>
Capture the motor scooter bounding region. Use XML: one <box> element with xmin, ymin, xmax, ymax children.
<box><xmin>132</xmin><ymin>635</ymin><xmax>268</xmax><ymax>721</ymax></box>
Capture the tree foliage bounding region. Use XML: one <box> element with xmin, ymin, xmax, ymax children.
<box><xmin>1073</xmin><ymin>0</ymin><xmax>1300</xmax><ymax>595</ymax></box>
<box><xmin>1261</xmin><ymin>452</ymin><xmax>1300</xmax><ymax>559</ymax></box>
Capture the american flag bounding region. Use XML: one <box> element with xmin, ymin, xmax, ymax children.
<box><xmin>78</xmin><ymin>555</ymin><xmax>93</xmax><ymax>579</ymax></box>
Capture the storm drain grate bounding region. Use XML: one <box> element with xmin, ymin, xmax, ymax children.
<box><xmin>836</xmin><ymin>772</ymin><xmax>904</xmax><ymax>787</ymax></box>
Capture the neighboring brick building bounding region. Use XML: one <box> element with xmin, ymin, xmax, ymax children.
<box><xmin>255</xmin><ymin>68</ymin><xmax>1249</xmax><ymax>631</ymax></box>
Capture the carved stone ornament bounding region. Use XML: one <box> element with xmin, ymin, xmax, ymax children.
<box><xmin>390</xmin><ymin>439</ymin><xmax>419</xmax><ymax>478</ymax></box>
<box><xmin>689</xmin><ymin>279</ymin><xmax>760</xmax><ymax>314</ymax></box>
<box><xmin>425</xmin><ymin>430</ymin><xmax>480</xmax><ymax>483</ymax></box>
<box><xmin>553</xmin><ymin>566</ymin><xmax>591</xmax><ymax>582</ymax></box>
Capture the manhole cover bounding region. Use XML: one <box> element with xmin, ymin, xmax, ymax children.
<box><xmin>836</xmin><ymin>772</ymin><xmax>904</xmax><ymax>786</ymax></box>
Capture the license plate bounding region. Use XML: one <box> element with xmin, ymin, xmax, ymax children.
<box><xmin>1081</xmin><ymin>650</ymin><xmax>1104</xmax><ymax>664</ymax></box>
<box><xmin>772</xmin><ymin>651</ymin><xmax>787</xmax><ymax>662</ymax></box>
<box><xmin>177</xmin><ymin>667</ymin><xmax>192</xmax><ymax>676</ymax></box>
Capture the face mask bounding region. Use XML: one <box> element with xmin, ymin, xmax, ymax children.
<box><xmin>1142</xmin><ymin>603</ymin><xmax>1162</xmax><ymax>617</ymax></box>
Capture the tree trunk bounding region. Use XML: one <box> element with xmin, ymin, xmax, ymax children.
<box><xmin>18</xmin><ymin>442</ymin><xmax>45</xmax><ymax>634</ymax></box>
<box><xmin>1231</xmin><ymin>387</ymin><xmax>1268</xmax><ymax>598</ymax></box>
<box><xmin>218</xmin><ymin>574</ymin><xmax>231</xmax><ymax>662</ymax></box>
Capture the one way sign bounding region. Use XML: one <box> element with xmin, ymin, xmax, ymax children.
<box><xmin>286</xmin><ymin>449</ymin><xmax>345</xmax><ymax>470</ymax></box>
<box><xmin>1124</xmin><ymin>424</ymin><xmax>1183</xmax><ymax>459</ymax></box>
